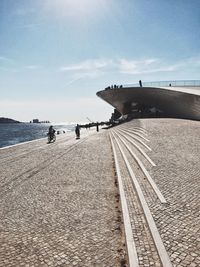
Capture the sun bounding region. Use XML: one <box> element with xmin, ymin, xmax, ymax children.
<box><xmin>44</xmin><ymin>0</ymin><xmax>106</xmax><ymax>19</ymax></box>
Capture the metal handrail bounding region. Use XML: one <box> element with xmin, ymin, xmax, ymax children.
<box><xmin>123</xmin><ymin>80</ymin><xmax>200</xmax><ymax>88</ymax></box>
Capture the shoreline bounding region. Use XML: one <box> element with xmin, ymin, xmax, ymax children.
<box><xmin>0</xmin><ymin>136</ymin><xmax>48</xmax><ymax>150</ymax></box>
<box><xmin>0</xmin><ymin>123</ymin><xmax>76</xmax><ymax>150</ymax></box>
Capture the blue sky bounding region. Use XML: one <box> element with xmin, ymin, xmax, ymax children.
<box><xmin>0</xmin><ymin>0</ymin><xmax>200</xmax><ymax>122</ymax></box>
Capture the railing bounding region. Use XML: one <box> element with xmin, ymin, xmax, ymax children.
<box><xmin>123</xmin><ymin>80</ymin><xmax>200</xmax><ymax>88</ymax></box>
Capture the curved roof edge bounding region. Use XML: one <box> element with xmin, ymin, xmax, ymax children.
<box><xmin>96</xmin><ymin>86</ymin><xmax>200</xmax><ymax>120</ymax></box>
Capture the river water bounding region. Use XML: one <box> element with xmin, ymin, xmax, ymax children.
<box><xmin>0</xmin><ymin>123</ymin><xmax>75</xmax><ymax>148</ymax></box>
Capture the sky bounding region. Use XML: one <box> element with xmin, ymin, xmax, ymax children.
<box><xmin>0</xmin><ymin>0</ymin><xmax>200</xmax><ymax>123</ymax></box>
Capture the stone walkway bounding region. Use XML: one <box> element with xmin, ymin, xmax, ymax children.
<box><xmin>143</xmin><ymin>119</ymin><xmax>200</xmax><ymax>267</ymax></box>
<box><xmin>111</xmin><ymin>118</ymin><xmax>200</xmax><ymax>267</ymax></box>
<box><xmin>0</xmin><ymin>118</ymin><xmax>200</xmax><ymax>267</ymax></box>
<box><xmin>0</xmin><ymin>130</ymin><xmax>126</xmax><ymax>267</ymax></box>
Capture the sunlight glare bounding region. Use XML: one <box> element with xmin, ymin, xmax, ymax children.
<box><xmin>44</xmin><ymin>0</ymin><xmax>107</xmax><ymax>19</ymax></box>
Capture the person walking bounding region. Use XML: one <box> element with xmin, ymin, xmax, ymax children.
<box><xmin>75</xmin><ymin>124</ymin><xmax>80</xmax><ymax>139</ymax></box>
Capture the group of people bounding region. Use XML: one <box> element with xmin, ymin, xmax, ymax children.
<box><xmin>105</xmin><ymin>84</ymin><xmax>123</xmax><ymax>90</ymax></box>
<box><xmin>47</xmin><ymin>122</ymin><xmax>100</xmax><ymax>143</ymax></box>
<box><xmin>48</xmin><ymin>125</ymin><xmax>80</xmax><ymax>141</ymax></box>
<box><xmin>75</xmin><ymin>122</ymin><xmax>100</xmax><ymax>138</ymax></box>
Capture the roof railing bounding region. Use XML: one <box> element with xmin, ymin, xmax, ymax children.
<box><xmin>123</xmin><ymin>80</ymin><xmax>200</xmax><ymax>88</ymax></box>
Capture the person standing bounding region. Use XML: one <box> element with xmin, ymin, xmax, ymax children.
<box><xmin>75</xmin><ymin>124</ymin><xmax>80</xmax><ymax>139</ymax></box>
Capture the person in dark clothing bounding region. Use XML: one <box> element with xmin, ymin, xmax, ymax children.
<box><xmin>48</xmin><ymin>125</ymin><xmax>55</xmax><ymax>138</ymax></box>
<box><xmin>96</xmin><ymin>122</ymin><xmax>99</xmax><ymax>132</ymax></box>
<box><xmin>75</xmin><ymin>124</ymin><xmax>80</xmax><ymax>139</ymax></box>
<box><xmin>47</xmin><ymin>125</ymin><xmax>56</xmax><ymax>143</ymax></box>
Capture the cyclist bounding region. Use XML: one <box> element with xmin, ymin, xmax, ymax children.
<box><xmin>48</xmin><ymin>125</ymin><xmax>56</xmax><ymax>142</ymax></box>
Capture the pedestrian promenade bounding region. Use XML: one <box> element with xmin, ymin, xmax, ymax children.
<box><xmin>110</xmin><ymin>118</ymin><xmax>200</xmax><ymax>267</ymax></box>
<box><xmin>0</xmin><ymin>129</ymin><xmax>126</xmax><ymax>267</ymax></box>
<box><xmin>0</xmin><ymin>119</ymin><xmax>200</xmax><ymax>267</ymax></box>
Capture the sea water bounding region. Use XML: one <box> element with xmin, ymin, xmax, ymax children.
<box><xmin>0</xmin><ymin>123</ymin><xmax>75</xmax><ymax>148</ymax></box>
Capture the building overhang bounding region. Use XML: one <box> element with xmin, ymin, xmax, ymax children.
<box><xmin>96</xmin><ymin>86</ymin><xmax>200</xmax><ymax>120</ymax></box>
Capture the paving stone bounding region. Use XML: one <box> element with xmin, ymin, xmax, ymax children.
<box><xmin>0</xmin><ymin>131</ymin><xmax>126</xmax><ymax>266</ymax></box>
<box><xmin>1</xmin><ymin>119</ymin><xmax>199</xmax><ymax>267</ymax></box>
<box><xmin>121</xmin><ymin>118</ymin><xmax>200</xmax><ymax>267</ymax></box>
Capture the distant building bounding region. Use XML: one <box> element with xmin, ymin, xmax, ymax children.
<box><xmin>30</xmin><ymin>119</ymin><xmax>50</xmax><ymax>123</ymax></box>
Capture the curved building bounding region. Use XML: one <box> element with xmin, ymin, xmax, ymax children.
<box><xmin>97</xmin><ymin>81</ymin><xmax>200</xmax><ymax>120</ymax></box>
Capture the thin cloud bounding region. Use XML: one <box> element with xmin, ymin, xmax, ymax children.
<box><xmin>59</xmin><ymin>57</ymin><xmax>167</xmax><ymax>77</ymax></box>
<box><xmin>64</xmin><ymin>76</ymin><xmax>83</xmax><ymax>86</ymax></box>
<box><xmin>119</xmin><ymin>58</ymin><xmax>163</xmax><ymax>74</ymax></box>
<box><xmin>118</xmin><ymin>58</ymin><xmax>200</xmax><ymax>75</ymax></box>
<box><xmin>0</xmin><ymin>56</ymin><xmax>14</xmax><ymax>64</ymax></box>
<box><xmin>64</xmin><ymin>71</ymin><xmax>103</xmax><ymax>86</ymax></box>
<box><xmin>24</xmin><ymin>65</ymin><xmax>42</xmax><ymax>70</ymax></box>
<box><xmin>185</xmin><ymin>56</ymin><xmax>200</xmax><ymax>66</ymax></box>
<box><xmin>59</xmin><ymin>59</ymin><xmax>113</xmax><ymax>72</ymax></box>
<box><xmin>59</xmin><ymin>56</ymin><xmax>200</xmax><ymax>80</ymax></box>
<box><xmin>19</xmin><ymin>23</ymin><xmax>42</xmax><ymax>29</ymax></box>
<box><xmin>59</xmin><ymin>59</ymin><xmax>114</xmax><ymax>84</ymax></box>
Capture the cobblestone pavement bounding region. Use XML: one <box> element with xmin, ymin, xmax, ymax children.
<box><xmin>115</xmin><ymin>118</ymin><xmax>200</xmax><ymax>267</ymax></box>
<box><xmin>1</xmin><ymin>119</ymin><xmax>200</xmax><ymax>267</ymax></box>
<box><xmin>0</xmin><ymin>131</ymin><xmax>126</xmax><ymax>267</ymax></box>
